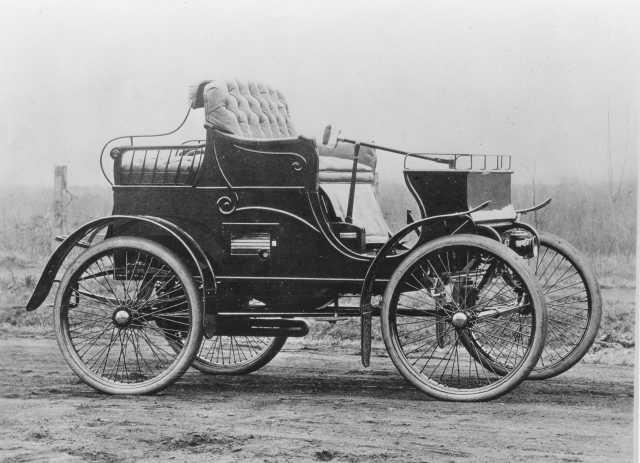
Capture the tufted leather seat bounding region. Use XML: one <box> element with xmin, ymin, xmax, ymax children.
<box><xmin>190</xmin><ymin>79</ymin><xmax>392</xmax><ymax>246</ymax></box>
<box><xmin>191</xmin><ymin>79</ymin><xmax>296</xmax><ymax>138</ymax></box>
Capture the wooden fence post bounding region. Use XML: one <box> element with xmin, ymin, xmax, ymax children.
<box><xmin>53</xmin><ymin>165</ymin><xmax>68</xmax><ymax>236</ymax></box>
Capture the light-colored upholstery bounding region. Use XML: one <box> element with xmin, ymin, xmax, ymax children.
<box><xmin>191</xmin><ymin>79</ymin><xmax>295</xmax><ymax>138</ymax></box>
<box><xmin>321</xmin><ymin>183</ymin><xmax>392</xmax><ymax>245</ymax></box>
<box><xmin>317</xmin><ymin>142</ymin><xmax>377</xmax><ymax>183</ymax></box>
<box><xmin>317</xmin><ymin>141</ymin><xmax>389</xmax><ymax>244</ymax></box>
<box><xmin>318</xmin><ymin>159</ymin><xmax>375</xmax><ymax>183</ymax></box>
<box><xmin>190</xmin><ymin>79</ymin><xmax>391</xmax><ymax>246</ymax></box>
<box><xmin>318</xmin><ymin>142</ymin><xmax>377</xmax><ymax>169</ymax></box>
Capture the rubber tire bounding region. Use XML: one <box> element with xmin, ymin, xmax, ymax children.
<box><xmin>54</xmin><ymin>236</ymin><xmax>203</xmax><ymax>395</ymax></box>
<box><xmin>381</xmin><ymin>234</ymin><xmax>547</xmax><ymax>401</ymax></box>
<box><xmin>191</xmin><ymin>336</ymin><xmax>287</xmax><ymax>374</ymax></box>
<box><xmin>527</xmin><ymin>232</ymin><xmax>602</xmax><ymax>380</ymax></box>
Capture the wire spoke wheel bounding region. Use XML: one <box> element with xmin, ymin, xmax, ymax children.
<box><xmin>54</xmin><ymin>237</ymin><xmax>202</xmax><ymax>394</ymax></box>
<box><xmin>526</xmin><ymin>232</ymin><xmax>602</xmax><ymax>379</ymax></box>
<box><xmin>382</xmin><ymin>235</ymin><xmax>546</xmax><ymax>401</ymax></box>
<box><xmin>189</xmin><ymin>335</ymin><xmax>286</xmax><ymax>374</ymax></box>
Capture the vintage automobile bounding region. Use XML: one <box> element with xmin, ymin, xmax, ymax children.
<box><xmin>26</xmin><ymin>79</ymin><xmax>601</xmax><ymax>401</ymax></box>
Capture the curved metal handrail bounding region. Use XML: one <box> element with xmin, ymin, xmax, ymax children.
<box><xmin>99</xmin><ymin>105</ymin><xmax>193</xmax><ymax>185</ymax></box>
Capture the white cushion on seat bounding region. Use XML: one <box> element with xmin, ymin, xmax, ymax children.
<box><xmin>318</xmin><ymin>156</ymin><xmax>375</xmax><ymax>182</ymax></box>
<box><xmin>321</xmin><ymin>183</ymin><xmax>392</xmax><ymax>245</ymax></box>
<box><xmin>319</xmin><ymin>156</ymin><xmax>373</xmax><ymax>172</ymax></box>
<box><xmin>317</xmin><ymin>143</ymin><xmax>377</xmax><ymax>170</ymax></box>
<box><xmin>318</xmin><ymin>141</ymin><xmax>390</xmax><ymax>246</ymax></box>
<box><xmin>319</xmin><ymin>170</ymin><xmax>375</xmax><ymax>183</ymax></box>
<box><xmin>318</xmin><ymin>144</ymin><xmax>376</xmax><ymax>183</ymax></box>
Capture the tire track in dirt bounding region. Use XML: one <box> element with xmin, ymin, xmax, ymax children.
<box><xmin>0</xmin><ymin>337</ymin><xmax>633</xmax><ymax>462</ymax></box>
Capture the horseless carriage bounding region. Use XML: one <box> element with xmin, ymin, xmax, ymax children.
<box><xmin>27</xmin><ymin>80</ymin><xmax>601</xmax><ymax>401</ymax></box>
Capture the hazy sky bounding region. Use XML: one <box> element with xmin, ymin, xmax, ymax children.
<box><xmin>1</xmin><ymin>0</ymin><xmax>637</xmax><ymax>187</ymax></box>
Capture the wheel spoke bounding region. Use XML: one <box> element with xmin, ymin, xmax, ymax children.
<box><xmin>182</xmin><ymin>332</ymin><xmax>284</xmax><ymax>373</ymax></box>
<box><xmin>526</xmin><ymin>237</ymin><xmax>597</xmax><ymax>377</ymax></box>
<box><xmin>386</xmin><ymin>240</ymin><xmax>541</xmax><ymax>399</ymax></box>
<box><xmin>58</xmin><ymin>242</ymin><xmax>198</xmax><ymax>390</ymax></box>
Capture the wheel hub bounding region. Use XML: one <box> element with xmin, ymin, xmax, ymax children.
<box><xmin>451</xmin><ymin>311</ymin><xmax>468</xmax><ymax>328</ymax></box>
<box><xmin>113</xmin><ymin>308</ymin><xmax>131</xmax><ymax>327</ymax></box>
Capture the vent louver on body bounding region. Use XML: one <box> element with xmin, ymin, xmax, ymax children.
<box><xmin>230</xmin><ymin>232</ymin><xmax>272</xmax><ymax>256</ymax></box>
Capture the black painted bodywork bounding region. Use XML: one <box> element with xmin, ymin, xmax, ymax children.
<box><xmin>405</xmin><ymin>170</ymin><xmax>512</xmax><ymax>218</ymax></box>
<box><xmin>107</xmin><ymin>127</ymin><xmax>514</xmax><ymax>313</ymax></box>
<box><xmin>28</xmin><ymin>124</ymin><xmax>516</xmax><ymax>317</ymax></box>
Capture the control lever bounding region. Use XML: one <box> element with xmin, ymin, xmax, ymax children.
<box><xmin>345</xmin><ymin>143</ymin><xmax>361</xmax><ymax>224</ymax></box>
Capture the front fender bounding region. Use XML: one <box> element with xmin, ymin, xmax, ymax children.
<box><xmin>26</xmin><ymin>215</ymin><xmax>216</xmax><ymax>311</ymax></box>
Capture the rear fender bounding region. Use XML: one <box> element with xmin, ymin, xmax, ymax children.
<box><xmin>26</xmin><ymin>215</ymin><xmax>216</xmax><ymax>312</ymax></box>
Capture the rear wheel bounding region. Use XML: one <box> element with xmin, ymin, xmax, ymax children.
<box><xmin>171</xmin><ymin>297</ymin><xmax>288</xmax><ymax>374</ymax></box>
<box><xmin>381</xmin><ymin>234</ymin><xmax>546</xmax><ymax>401</ymax></box>
<box><xmin>527</xmin><ymin>232</ymin><xmax>602</xmax><ymax>379</ymax></box>
<box><xmin>190</xmin><ymin>335</ymin><xmax>287</xmax><ymax>374</ymax></box>
<box><xmin>54</xmin><ymin>237</ymin><xmax>203</xmax><ymax>394</ymax></box>
<box><xmin>463</xmin><ymin>232</ymin><xmax>603</xmax><ymax>379</ymax></box>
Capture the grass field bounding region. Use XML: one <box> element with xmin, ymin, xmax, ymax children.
<box><xmin>0</xmin><ymin>181</ymin><xmax>636</xmax><ymax>365</ymax></box>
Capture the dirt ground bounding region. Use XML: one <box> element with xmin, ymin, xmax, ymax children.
<box><xmin>0</xmin><ymin>335</ymin><xmax>634</xmax><ymax>463</ymax></box>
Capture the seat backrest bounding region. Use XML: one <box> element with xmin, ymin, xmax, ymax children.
<box><xmin>190</xmin><ymin>79</ymin><xmax>296</xmax><ymax>139</ymax></box>
<box><xmin>190</xmin><ymin>79</ymin><xmax>390</xmax><ymax>244</ymax></box>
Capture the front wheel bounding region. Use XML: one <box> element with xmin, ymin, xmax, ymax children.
<box><xmin>381</xmin><ymin>234</ymin><xmax>546</xmax><ymax>401</ymax></box>
<box><xmin>54</xmin><ymin>237</ymin><xmax>203</xmax><ymax>394</ymax></box>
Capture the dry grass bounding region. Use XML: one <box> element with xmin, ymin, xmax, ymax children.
<box><xmin>592</xmin><ymin>253</ymin><xmax>636</xmax><ymax>288</ymax></box>
<box><xmin>511</xmin><ymin>181</ymin><xmax>636</xmax><ymax>257</ymax></box>
<box><xmin>379</xmin><ymin>178</ymin><xmax>636</xmax><ymax>258</ymax></box>
<box><xmin>0</xmin><ymin>186</ymin><xmax>111</xmax><ymax>262</ymax></box>
<box><xmin>0</xmin><ymin>186</ymin><xmax>111</xmax><ymax>333</ymax></box>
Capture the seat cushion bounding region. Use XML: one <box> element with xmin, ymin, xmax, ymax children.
<box><xmin>318</xmin><ymin>142</ymin><xmax>377</xmax><ymax>183</ymax></box>
<box><xmin>320</xmin><ymin>183</ymin><xmax>392</xmax><ymax>245</ymax></box>
<box><xmin>318</xmin><ymin>157</ymin><xmax>374</xmax><ymax>182</ymax></box>
<box><xmin>319</xmin><ymin>156</ymin><xmax>373</xmax><ymax>172</ymax></box>
<box><xmin>319</xmin><ymin>141</ymin><xmax>388</xmax><ymax>244</ymax></box>
<box><xmin>318</xmin><ymin>142</ymin><xmax>376</xmax><ymax>170</ymax></box>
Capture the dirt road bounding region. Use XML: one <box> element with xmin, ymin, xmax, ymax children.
<box><xmin>0</xmin><ymin>335</ymin><xmax>634</xmax><ymax>462</ymax></box>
